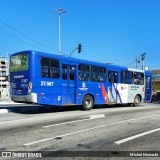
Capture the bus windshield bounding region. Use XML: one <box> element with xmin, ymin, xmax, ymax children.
<box><xmin>10</xmin><ymin>53</ymin><xmax>29</xmax><ymax>72</ymax></box>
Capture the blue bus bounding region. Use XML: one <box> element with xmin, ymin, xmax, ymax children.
<box><xmin>9</xmin><ymin>50</ymin><xmax>152</xmax><ymax>110</ymax></box>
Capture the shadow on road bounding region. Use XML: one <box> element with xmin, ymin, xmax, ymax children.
<box><xmin>0</xmin><ymin>103</ymin><xmax>132</xmax><ymax>114</ymax></box>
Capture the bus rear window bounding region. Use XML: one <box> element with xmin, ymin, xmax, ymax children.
<box><xmin>10</xmin><ymin>54</ymin><xmax>29</xmax><ymax>72</ymax></box>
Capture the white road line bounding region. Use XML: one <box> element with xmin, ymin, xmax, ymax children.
<box><xmin>43</xmin><ymin>119</ymin><xmax>89</xmax><ymax>128</ymax></box>
<box><xmin>24</xmin><ymin>114</ymin><xmax>160</xmax><ymax>146</ymax></box>
<box><xmin>114</xmin><ymin>128</ymin><xmax>160</xmax><ymax>145</ymax></box>
<box><xmin>43</xmin><ymin>114</ymin><xmax>105</xmax><ymax>128</ymax></box>
<box><xmin>24</xmin><ymin>125</ymin><xmax>106</xmax><ymax>146</ymax></box>
<box><xmin>43</xmin><ymin>114</ymin><xmax>160</xmax><ymax>128</ymax></box>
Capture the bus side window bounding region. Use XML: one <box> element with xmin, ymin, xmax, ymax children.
<box><xmin>78</xmin><ymin>72</ymin><xmax>84</xmax><ymax>80</ymax></box>
<box><xmin>121</xmin><ymin>71</ymin><xmax>125</xmax><ymax>83</ymax></box>
<box><xmin>91</xmin><ymin>66</ymin><xmax>97</xmax><ymax>82</ymax></box>
<box><xmin>124</xmin><ymin>71</ymin><xmax>133</xmax><ymax>84</ymax></box>
<box><xmin>108</xmin><ymin>71</ymin><xmax>118</xmax><ymax>83</ymax></box>
<box><xmin>70</xmin><ymin>66</ymin><xmax>75</xmax><ymax>80</ymax></box>
<box><xmin>114</xmin><ymin>73</ymin><xmax>118</xmax><ymax>83</ymax></box>
<box><xmin>41</xmin><ymin>58</ymin><xmax>49</xmax><ymax>78</ymax></box>
<box><xmin>50</xmin><ymin>59</ymin><xmax>60</xmax><ymax>78</ymax></box>
<box><xmin>97</xmin><ymin>67</ymin><xmax>106</xmax><ymax>82</ymax></box>
<box><xmin>78</xmin><ymin>64</ymin><xmax>90</xmax><ymax>81</ymax></box>
<box><xmin>41</xmin><ymin>58</ymin><xmax>59</xmax><ymax>79</ymax></box>
<box><xmin>62</xmin><ymin>65</ymin><xmax>67</xmax><ymax>80</ymax></box>
<box><xmin>134</xmin><ymin>72</ymin><xmax>144</xmax><ymax>85</ymax></box>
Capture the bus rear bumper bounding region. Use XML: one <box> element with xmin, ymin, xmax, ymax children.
<box><xmin>11</xmin><ymin>93</ymin><xmax>37</xmax><ymax>103</ymax></box>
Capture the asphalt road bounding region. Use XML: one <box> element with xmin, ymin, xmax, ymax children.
<box><xmin>0</xmin><ymin>103</ymin><xmax>160</xmax><ymax>160</ymax></box>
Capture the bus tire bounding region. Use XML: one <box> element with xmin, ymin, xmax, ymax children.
<box><xmin>133</xmin><ymin>95</ymin><xmax>140</xmax><ymax>107</ymax></box>
<box><xmin>82</xmin><ymin>95</ymin><xmax>94</xmax><ymax>110</ymax></box>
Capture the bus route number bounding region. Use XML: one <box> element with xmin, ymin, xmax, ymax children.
<box><xmin>41</xmin><ymin>81</ymin><xmax>54</xmax><ymax>86</ymax></box>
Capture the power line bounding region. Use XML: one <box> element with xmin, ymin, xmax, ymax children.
<box><xmin>0</xmin><ymin>27</ymin><xmax>52</xmax><ymax>52</ymax></box>
<box><xmin>0</xmin><ymin>20</ymin><xmax>57</xmax><ymax>52</ymax></box>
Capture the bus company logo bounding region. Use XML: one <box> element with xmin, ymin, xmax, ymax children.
<box><xmin>82</xmin><ymin>82</ymin><xmax>86</xmax><ymax>88</ymax></box>
<box><xmin>121</xmin><ymin>86</ymin><xmax>127</xmax><ymax>90</ymax></box>
<box><xmin>79</xmin><ymin>82</ymin><xmax>88</xmax><ymax>91</ymax></box>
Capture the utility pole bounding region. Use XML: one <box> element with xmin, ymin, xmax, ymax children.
<box><xmin>54</xmin><ymin>8</ymin><xmax>67</xmax><ymax>55</ymax></box>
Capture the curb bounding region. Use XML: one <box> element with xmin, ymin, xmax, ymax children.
<box><xmin>0</xmin><ymin>101</ymin><xmax>24</xmax><ymax>105</ymax></box>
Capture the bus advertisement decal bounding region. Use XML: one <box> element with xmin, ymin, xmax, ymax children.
<box><xmin>113</xmin><ymin>83</ymin><xmax>122</xmax><ymax>104</ymax></box>
<box><xmin>101</xmin><ymin>83</ymin><xmax>109</xmax><ymax>104</ymax></box>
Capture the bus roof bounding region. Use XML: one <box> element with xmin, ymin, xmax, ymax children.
<box><xmin>10</xmin><ymin>50</ymin><xmax>149</xmax><ymax>73</ymax></box>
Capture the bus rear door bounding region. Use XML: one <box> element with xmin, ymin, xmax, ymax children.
<box><xmin>108</xmin><ymin>71</ymin><xmax>118</xmax><ymax>103</ymax></box>
<box><xmin>62</xmin><ymin>64</ymin><xmax>76</xmax><ymax>104</ymax></box>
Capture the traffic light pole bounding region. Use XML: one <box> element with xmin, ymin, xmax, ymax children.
<box><xmin>69</xmin><ymin>44</ymin><xmax>82</xmax><ymax>57</ymax></box>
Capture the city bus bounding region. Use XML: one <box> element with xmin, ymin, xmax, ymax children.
<box><xmin>9</xmin><ymin>50</ymin><xmax>152</xmax><ymax>110</ymax></box>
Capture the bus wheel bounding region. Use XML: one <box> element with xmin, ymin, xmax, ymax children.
<box><xmin>82</xmin><ymin>95</ymin><xmax>94</xmax><ymax>110</ymax></box>
<box><xmin>133</xmin><ymin>95</ymin><xmax>140</xmax><ymax>107</ymax></box>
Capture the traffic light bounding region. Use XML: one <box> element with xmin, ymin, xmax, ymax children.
<box><xmin>77</xmin><ymin>43</ymin><xmax>82</xmax><ymax>53</ymax></box>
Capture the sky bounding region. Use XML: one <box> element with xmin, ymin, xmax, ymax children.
<box><xmin>0</xmin><ymin>0</ymin><xmax>160</xmax><ymax>70</ymax></box>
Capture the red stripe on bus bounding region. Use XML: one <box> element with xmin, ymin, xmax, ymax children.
<box><xmin>102</xmin><ymin>83</ymin><xmax>109</xmax><ymax>104</ymax></box>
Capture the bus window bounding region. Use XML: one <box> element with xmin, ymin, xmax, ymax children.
<box><xmin>108</xmin><ymin>71</ymin><xmax>118</xmax><ymax>83</ymax></box>
<box><xmin>134</xmin><ymin>72</ymin><xmax>144</xmax><ymax>85</ymax></box>
<box><xmin>124</xmin><ymin>71</ymin><xmax>133</xmax><ymax>84</ymax></box>
<box><xmin>50</xmin><ymin>59</ymin><xmax>59</xmax><ymax>78</ymax></box>
<box><xmin>96</xmin><ymin>67</ymin><xmax>106</xmax><ymax>82</ymax></box>
<box><xmin>41</xmin><ymin>58</ymin><xmax>49</xmax><ymax>78</ymax></box>
<box><xmin>91</xmin><ymin>66</ymin><xmax>97</xmax><ymax>81</ymax></box>
<box><xmin>62</xmin><ymin>65</ymin><xmax>67</xmax><ymax>79</ymax></box>
<box><xmin>91</xmin><ymin>66</ymin><xmax>106</xmax><ymax>82</ymax></box>
<box><xmin>41</xmin><ymin>58</ymin><xmax>59</xmax><ymax>78</ymax></box>
<box><xmin>78</xmin><ymin>64</ymin><xmax>89</xmax><ymax>81</ymax></box>
<box><xmin>70</xmin><ymin>66</ymin><xmax>75</xmax><ymax>80</ymax></box>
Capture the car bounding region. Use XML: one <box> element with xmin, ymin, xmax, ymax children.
<box><xmin>151</xmin><ymin>91</ymin><xmax>160</xmax><ymax>102</ymax></box>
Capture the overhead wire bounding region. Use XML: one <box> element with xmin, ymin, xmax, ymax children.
<box><xmin>0</xmin><ymin>20</ymin><xmax>57</xmax><ymax>53</ymax></box>
<box><xmin>0</xmin><ymin>27</ymin><xmax>51</xmax><ymax>52</ymax></box>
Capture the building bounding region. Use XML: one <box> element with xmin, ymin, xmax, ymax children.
<box><xmin>151</xmin><ymin>69</ymin><xmax>160</xmax><ymax>93</ymax></box>
<box><xmin>0</xmin><ymin>58</ymin><xmax>9</xmax><ymax>97</ymax></box>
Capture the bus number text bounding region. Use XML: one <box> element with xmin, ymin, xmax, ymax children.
<box><xmin>41</xmin><ymin>81</ymin><xmax>54</xmax><ymax>86</ymax></box>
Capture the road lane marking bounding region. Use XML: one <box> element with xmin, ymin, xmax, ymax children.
<box><xmin>43</xmin><ymin>114</ymin><xmax>105</xmax><ymax>128</ymax></box>
<box><xmin>114</xmin><ymin>128</ymin><xmax>160</xmax><ymax>145</ymax></box>
<box><xmin>24</xmin><ymin>114</ymin><xmax>160</xmax><ymax>146</ymax></box>
<box><xmin>43</xmin><ymin>119</ymin><xmax>89</xmax><ymax>128</ymax></box>
<box><xmin>43</xmin><ymin>114</ymin><xmax>160</xmax><ymax>128</ymax></box>
<box><xmin>84</xmin><ymin>114</ymin><xmax>106</xmax><ymax>119</ymax></box>
<box><xmin>24</xmin><ymin>125</ymin><xmax>106</xmax><ymax>146</ymax></box>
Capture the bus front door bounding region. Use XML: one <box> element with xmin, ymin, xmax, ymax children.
<box><xmin>62</xmin><ymin>65</ymin><xmax>76</xmax><ymax>104</ymax></box>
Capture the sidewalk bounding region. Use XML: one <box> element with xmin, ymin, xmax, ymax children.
<box><xmin>0</xmin><ymin>97</ymin><xmax>25</xmax><ymax>113</ymax></box>
<box><xmin>0</xmin><ymin>97</ymin><xmax>22</xmax><ymax>105</ymax></box>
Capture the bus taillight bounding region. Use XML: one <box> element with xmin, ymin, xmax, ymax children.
<box><xmin>28</xmin><ymin>82</ymin><xmax>32</xmax><ymax>94</ymax></box>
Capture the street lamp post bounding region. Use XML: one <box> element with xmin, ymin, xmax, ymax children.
<box><xmin>54</xmin><ymin>8</ymin><xmax>67</xmax><ymax>55</ymax></box>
